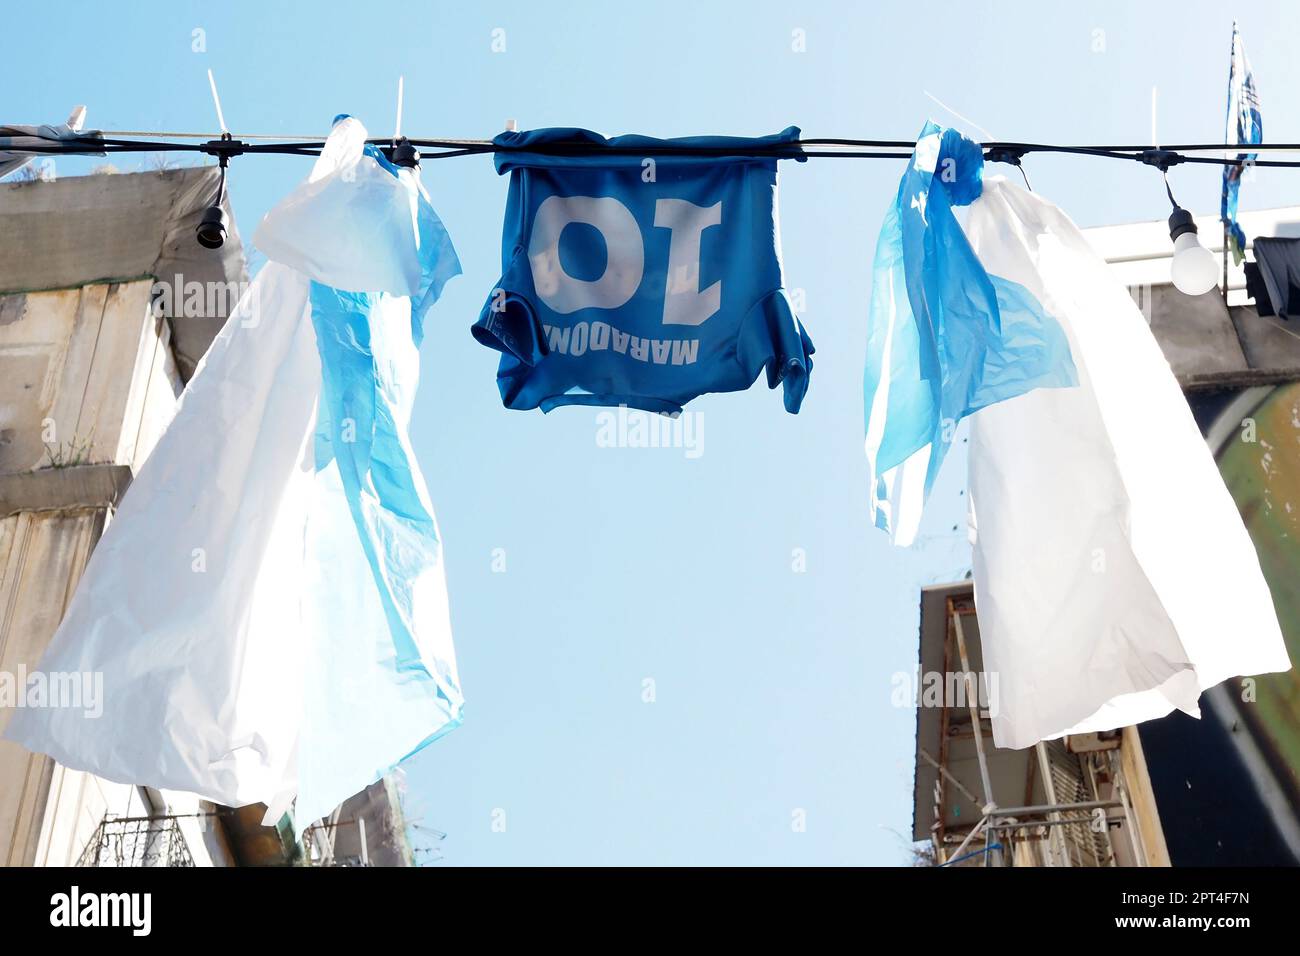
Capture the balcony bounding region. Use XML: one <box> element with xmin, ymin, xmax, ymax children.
<box><xmin>75</xmin><ymin>814</ymin><xmax>197</xmax><ymax>868</ymax></box>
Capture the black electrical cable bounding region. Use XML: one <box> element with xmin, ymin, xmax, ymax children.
<box><xmin>13</xmin><ymin>133</ymin><xmax>1299</xmax><ymax>169</ymax></box>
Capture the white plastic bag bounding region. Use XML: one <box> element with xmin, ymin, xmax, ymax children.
<box><xmin>965</xmin><ymin>178</ymin><xmax>1291</xmax><ymax>749</ymax></box>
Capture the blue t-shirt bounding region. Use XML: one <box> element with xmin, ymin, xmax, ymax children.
<box><xmin>472</xmin><ymin>127</ymin><xmax>814</xmax><ymax>415</ymax></box>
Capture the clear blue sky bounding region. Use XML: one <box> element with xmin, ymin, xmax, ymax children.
<box><xmin>6</xmin><ymin>0</ymin><xmax>1299</xmax><ymax>865</ymax></box>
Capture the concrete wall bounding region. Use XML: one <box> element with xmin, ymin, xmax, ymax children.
<box><xmin>1133</xmin><ymin>282</ymin><xmax>1300</xmax><ymax>390</ymax></box>
<box><xmin>0</xmin><ymin>508</ymin><xmax>104</xmax><ymax>865</ymax></box>
<box><xmin>0</xmin><ymin>166</ymin><xmax>246</xmax><ymax>381</ymax></box>
<box><xmin>1081</xmin><ymin>209</ymin><xmax>1300</xmax><ymax>390</ymax></box>
<box><xmin>0</xmin><ymin>282</ymin><xmax>179</xmax><ymax>475</ymax></box>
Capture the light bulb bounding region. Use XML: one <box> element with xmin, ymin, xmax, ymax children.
<box><xmin>1167</xmin><ymin>207</ymin><xmax>1219</xmax><ymax>296</ymax></box>
<box><xmin>1171</xmin><ymin>234</ymin><xmax>1219</xmax><ymax>296</ymax></box>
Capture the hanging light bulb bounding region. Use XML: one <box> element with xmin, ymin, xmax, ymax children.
<box><xmin>1141</xmin><ymin>151</ymin><xmax>1221</xmax><ymax>297</ymax></box>
<box><xmin>196</xmin><ymin>142</ymin><xmax>233</xmax><ymax>249</ymax></box>
<box><xmin>1168</xmin><ymin>207</ymin><xmax>1219</xmax><ymax>296</ymax></box>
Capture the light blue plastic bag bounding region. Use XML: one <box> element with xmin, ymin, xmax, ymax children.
<box><xmin>864</xmin><ymin>122</ymin><xmax>1076</xmax><ymax>545</ymax></box>
<box><xmin>257</xmin><ymin>116</ymin><xmax>465</xmax><ymax>825</ymax></box>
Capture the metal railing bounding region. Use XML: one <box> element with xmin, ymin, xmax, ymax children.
<box><xmin>76</xmin><ymin>814</ymin><xmax>198</xmax><ymax>868</ymax></box>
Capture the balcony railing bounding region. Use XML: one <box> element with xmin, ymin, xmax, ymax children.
<box><xmin>76</xmin><ymin>814</ymin><xmax>197</xmax><ymax>868</ymax></box>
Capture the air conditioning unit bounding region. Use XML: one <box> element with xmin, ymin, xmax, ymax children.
<box><xmin>1065</xmin><ymin>730</ymin><xmax>1122</xmax><ymax>753</ymax></box>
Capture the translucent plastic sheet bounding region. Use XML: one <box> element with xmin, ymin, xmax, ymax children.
<box><xmin>863</xmin><ymin>122</ymin><xmax>1076</xmax><ymax>545</ymax></box>
<box><xmin>5</xmin><ymin>117</ymin><xmax>463</xmax><ymax>827</ymax></box>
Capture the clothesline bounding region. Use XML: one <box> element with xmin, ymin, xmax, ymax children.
<box><xmin>92</xmin><ymin>129</ymin><xmax>1300</xmax><ymax>151</ymax></box>
<box><xmin>10</xmin><ymin>113</ymin><xmax>1291</xmax><ymax>830</ymax></box>
<box><xmin>15</xmin><ymin>131</ymin><xmax>1300</xmax><ymax>168</ymax></box>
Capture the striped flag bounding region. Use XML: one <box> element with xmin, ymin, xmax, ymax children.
<box><xmin>1222</xmin><ymin>21</ymin><xmax>1262</xmax><ymax>265</ymax></box>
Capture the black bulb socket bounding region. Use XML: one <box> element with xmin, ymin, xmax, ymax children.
<box><xmin>196</xmin><ymin>204</ymin><xmax>228</xmax><ymax>249</ymax></box>
<box><xmin>391</xmin><ymin>138</ymin><xmax>420</xmax><ymax>169</ymax></box>
<box><xmin>1168</xmin><ymin>206</ymin><xmax>1199</xmax><ymax>243</ymax></box>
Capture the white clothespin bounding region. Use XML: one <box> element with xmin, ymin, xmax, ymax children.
<box><xmin>504</xmin><ymin>118</ymin><xmax>518</xmax><ymax>132</ymax></box>
<box><xmin>207</xmin><ymin>69</ymin><xmax>229</xmax><ymax>135</ymax></box>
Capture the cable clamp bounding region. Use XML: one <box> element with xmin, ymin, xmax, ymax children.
<box><xmin>200</xmin><ymin>133</ymin><xmax>246</xmax><ymax>165</ymax></box>
<box><xmin>1138</xmin><ymin>149</ymin><xmax>1183</xmax><ymax>172</ymax></box>
<box><xmin>983</xmin><ymin>146</ymin><xmax>1026</xmax><ymax>167</ymax></box>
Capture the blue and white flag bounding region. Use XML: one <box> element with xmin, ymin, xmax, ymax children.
<box><xmin>5</xmin><ymin>117</ymin><xmax>464</xmax><ymax>828</ymax></box>
<box><xmin>1222</xmin><ymin>21</ymin><xmax>1262</xmax><ymax>266</ymax></box>
<box><xmin>863</xmin><ymin>122</ymin><xmax>1076</xmax><ymax>545</ymax></box>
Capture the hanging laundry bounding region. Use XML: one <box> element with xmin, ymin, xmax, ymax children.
<box><xmin>863</xmin><ymin>122</ymin><xmax>1076</xmax><ymax>546</ymax></box>
<box><xmin>472</xmin><ymin>127</ymin><xmax>814</xmax><ymax>415</ymax></box>
<box><xmin>964</xmin><ymin>178</ymin><xmax>1291</xmax><ymax>750</ymax></box>
<box><xmin>4</xmin><ymin>116</ymin><xmax>464</xmax><ymax>827</ymax></box>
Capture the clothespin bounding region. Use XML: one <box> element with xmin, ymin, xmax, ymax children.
<box><xmin>390</xmin><ymin>75</ymin><xmax>419</xmax><ymax>169</ymax></box>
<box><xmin>504</xmin><ymin>119</ymin><xmax>518</xmax><ymax>133</ymax></box>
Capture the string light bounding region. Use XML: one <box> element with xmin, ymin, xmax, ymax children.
<box><xmin>16</xmin><ymin>132</ymin><xmax>1300</xmax><ymax>167</ymax></box>
<box><xmin>11</xmin><ymin>132</ymin><xmax>1292</xmax><ymax>263</ymax></box>
<box><xmin>1139</xmin><ymin>149</ymin><xmax>1222</xmax><ymax>297</ymax></box>
<box><xmin>194</xmin><ymin>135</ymin><xmax>236</xmax><ymax>249</ymax></box>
